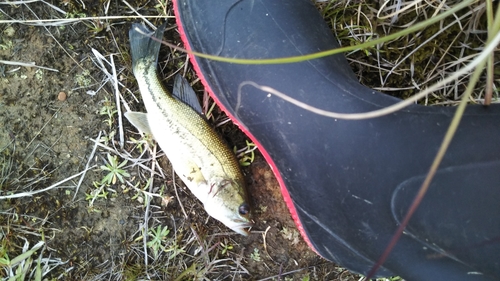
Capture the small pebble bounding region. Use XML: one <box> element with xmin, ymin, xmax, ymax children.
<box><xmin>58</xmin><ymin>91</ymin><xmax>67</xmax><ymax>101</ymax></box>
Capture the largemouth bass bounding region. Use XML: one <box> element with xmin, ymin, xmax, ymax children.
<box><xmin>126</xmin><ymin>23</ymin><xmax>252</xmax><ymax>235</ymax></box>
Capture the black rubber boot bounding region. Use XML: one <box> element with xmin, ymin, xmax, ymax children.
<box><xmin>173</xmin><ymin>0</ymin><xmax>500</xmax><ymax>279</ymax></box>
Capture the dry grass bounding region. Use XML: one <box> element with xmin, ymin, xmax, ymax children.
<box><xmin>0</xmin><ymin>0</ymin><xmax>497</xmax><ymax>280</ymax></box>
<box><xmin>318</xmin><ymin>0</ymin><xmax>498</xmax><ymax>105</ymax></box>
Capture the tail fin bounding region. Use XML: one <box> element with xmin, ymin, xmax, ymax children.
<box><xmin>129</xmin><ymin>22</ymin><xmax>167</xmax><ymax>71</ymax></box>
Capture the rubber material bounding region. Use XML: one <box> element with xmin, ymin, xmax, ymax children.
<box><xmin>173</xmin><ymin>0</ymin><xmax>500</xmax><ymax>280</ymax></box>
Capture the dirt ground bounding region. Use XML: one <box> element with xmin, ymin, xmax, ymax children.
<box><xmin>0</xmin><ymin>1</ymin><xmax>367</xmax><ymax>280</ymax></box>
<box><xmin>1</xmin><ymin>0</ymin><xmax>494</xmax><ymax>280</ymax></box>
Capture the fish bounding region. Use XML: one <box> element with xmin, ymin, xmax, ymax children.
<box><xmin>126</xmin><ymin>22</ymin><xmax>252</xmax><ymax>235</ymax></box>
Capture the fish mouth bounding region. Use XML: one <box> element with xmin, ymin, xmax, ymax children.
<box><xmin>231</xmin><ymin>221</ymin><xmax>254</xmax><ymax>236</ymax></box>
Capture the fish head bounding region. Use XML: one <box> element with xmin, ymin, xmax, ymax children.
<box><xmin>203</xmin><ymin>180</ymin><xmax>253</xmax><ymax>236</ymax></box>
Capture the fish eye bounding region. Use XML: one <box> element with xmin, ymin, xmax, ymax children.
<box><xmin>238</xmin><ymin>203</ymin><xmax>250</xmax><ymax>216</ymax></box>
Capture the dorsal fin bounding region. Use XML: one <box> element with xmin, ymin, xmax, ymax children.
<box><xmin>172</xmin><ymin>74</ymin><xmax>203</xmax><ymax>114</ymax></box>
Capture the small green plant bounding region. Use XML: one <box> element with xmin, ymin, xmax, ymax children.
<box><xmin>0</xmin><ymin>239</ymin><xmax>45</xmax><ymax>281</ymax></box>
<box><xmin>86</xmin><ymin>150</ymin><xmax>126</xmax><ymax>202</ymax></box>
<box><xmin>220</xmin><ymin>242</ymin><xmax>233</xmax><ymax>255</ymax></box>
<box><xmin>280</xmin><ymin>227</ymin><xmax>300</xmax><ymax>245</ymax></box>
<box><xmin>250</xmin><ymin>248</ymin><xmax>261</xmax><ymax>262</ymax></box>
<box><xmin>258</xmin><ymin>204</ymin><xmax>268</xmax><ymax>213</ymax></box>
<box><xmin>165</xmin><ymin>241</ymin><xmax>185</xmax><ymax>260</ymax></box>
<box><xmin>100</xmin><ymin>97</ymin><xmax>118</xmax><ymax>129</ymax></box>
<box><xmin>98</xmin><ymin>130</ymin><xmax>116</xmax><ymax>146</ymax></box>
<box><xmin>84</xmin><ymin>19</ymin><xmax>106</xmax><ymax>34</ymax></box>
<box><xmin>35</xmin><ymin>69</ymin><xmax>43</xmax><ymax>81</ymax></box>
<box><xmin>234</xmin><ymin>140</ymin><xmax>257</xmax><ymax>166</ymax></box>
<box><xmin>3</xmin><ymin>26</ymin><xmax>15</xmax><ymax>37</ymax></box>
<box><xmin>75</xmin><ymin>69</ymin><xmax>92</xmax><ymax>88</ymax></box>
<box><xmin>204</xmin><ymin>100</ymin><xmax>218</xmax><ymax>120</ymax></box>
<box><xmin>100</xmin><ymin>153</ymin><xmax>130</xmax><ymax>185</ymax></box>
<box><xmin>0</xmin><ymin>38</ymin><xmax>13</xmax><ymax>50</ymax></box>
<box><xmin>146</xmin><ymin>225</ymin><xmax>170</xmax><ymax>259</ymax></box>
<box><xmin>154</xmin><ymin>0</ymin><xmax>169</xmax><ymax>16</ymax></box>
<box><xmin>0</xmin><ymin>236</ymin><xmax>10</xmax><ymax>267</ymax></box>
<box><xmin>129</xmin><ymin>181</ymin><xmax>144</xmax><ymax>203</ymax></box>
<box><xmin>129</xmin><ymin>134</ymin><xmax>153</xmax><ymax>154</ymax></box>
<box><xmin>128</xmin><ymin>178</ymin><xmax>153</xmax><ymax>205</ymax></box>
<box><xmin>65</xmin><ymin>11</ymin><xmax>86</xmax><ymax>19</ymax></box>
<box><xmin>85</xmin><ymin>181</ymin><xmax>109</xmax><ymax>201</ymax></box>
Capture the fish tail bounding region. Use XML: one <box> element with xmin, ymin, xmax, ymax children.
<box><xmin>129</xmin><ymin>22</ymin><xmax>167</xmax><ymax>71</ymax></box>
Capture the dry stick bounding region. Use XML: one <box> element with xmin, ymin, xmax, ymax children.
<box><xmin>89</xmin><ymin>137</ymin><xmax>157</xmax><ymax>175</ymax></box>
<box><xmin>89</xmin><ymin>48</ymin><xmax>132</xmax><ymax>97</ymax></box>
<box><xmin>485</xmin><ymin>0</ymin><xmax>496</xmax><ymax>105</ymax></box>
<box><xmin>110</xmin><ymin>54</ymin><xmax>125</xmax><ymax>148</ymax></box>
<box><xmin>0</xmin><ymin>15</ymin><xmax>172</xmax><ymax>25</ymax></box>
<box><xmin>0</xmin><ymin>0</ymin><xmax>45</xmax><ymax>5</ymax></box>
<box><xmin>0</xmin><ymin>0</ymin><xmax>66</xmax><ymax>14</ymax></box>
<box><xmin>129</xmin><ymin>182</ymin><xmax>164</xmax><ymax>199</ymax></box>
<box><xmin>363</xmin><ymin>25</ymin><xmax>500</xmax><ymax>281</ymax></box>
<box><xmin>121</xmin><ymin>0</ymin><xmax>156</xmax><ymax>29</ymax></box>
<box><xmin>150</xmin><ymin>150</ymin><xmax>166</xmax><ymax>179</ymax></box>
<box><xmin>142</xmin><ymin>185</ymin><xmax>151</xmax><ymax>272</ymax></box>
<box><xmin>0</xmin><ymin>166</ymin><xmax>96</xmax><ymax>199</ymax></box>
<box><xmin>142</xmin><ymin>143</ymin><xmax>157</xmax><ymax>271</ymax></box>
<box><xmin>90</xmin><ymin>49</ymin><xmax>124</xmax><ymax>148</ymax></box>
<box><xmin>173</xmin><ymin>167</ymin><xmax>189</xmax><ymax>219</ymax></box>
<box><xmin>0</xmin><ymin>60</ymin><xmax>58</xmax><ymax>72</ymax></box>
<box><xmin>73</xmin><ymin>131</ymin><xmax>101</xmax><ymax>200</ymax></box>
<box><xmin>262</xmin><ymin>226</ymin><xmax>275</xmax><ymax>263</ymax></box>
<box><xmin>485</xmin><ymin>53</ymin><xmax>494</xmax><ymax>105</ymax></box>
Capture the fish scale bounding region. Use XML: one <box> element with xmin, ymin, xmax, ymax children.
<box><xmin>126</xmin><ymin>22</ymin><xmax>252</xmax><ymax>235</ymax></box>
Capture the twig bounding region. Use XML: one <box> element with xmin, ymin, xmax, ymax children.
<box><xmin>90</xmin><ymin>49</ymin><xmax>124</xmax><ymax>148</ymax></box>
<box><xmin>122</xmin><ymin>0</ymin><xmax>155</xmax><ymax>29</ymax></box>
<box><xmin>73</xmin><ymin>131</ymin><xmax>101</xmax><ymax>200</ymax></box>
<box><xmin>0</xmin><ymin>166</ymin><xmax>96</xmax><ymax>199</ymax></box>
<box><xmin>0</xmin><ymin>60</ymin><xmax>59</xmax><ymax>72</ymax></box>
<box><xmin>142</xmin><ymin>142</ymin><xmax>157</xmax><ymax>273</ymax></box>
<box><xmin>110</xmin><ymin>55</ymin><xmax>125</xmax><ymax>148</ymax></box>
<box><xmin>0</xmin><ymin>15</ymin><xmax>173</xmax><ymax>25</ymax></box>
<box><xmin>173</xmin><ymin>167</ymin><xmax>188</xmax><ymax>219</ymax></box>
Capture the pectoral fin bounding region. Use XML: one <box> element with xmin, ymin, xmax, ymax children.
<box><xmin>124</xmin><ymin>111</ymin><xmax>152</xmax><ymax>135</ymax></box>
